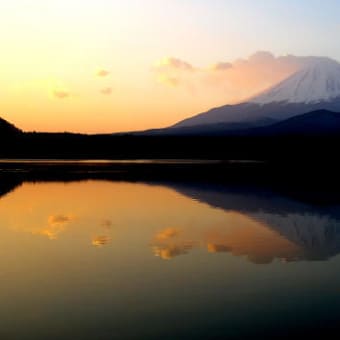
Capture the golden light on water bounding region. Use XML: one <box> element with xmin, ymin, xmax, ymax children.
<box><xmin>0</xmin><ymin>180</ymin><xmax>304</xmax><ymax>263</ymax></box>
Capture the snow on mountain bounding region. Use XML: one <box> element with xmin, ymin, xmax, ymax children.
<box><xmin>250</xmin><ymin>58</ymin><xmax>340</xmax><ymax>104</ymax></box>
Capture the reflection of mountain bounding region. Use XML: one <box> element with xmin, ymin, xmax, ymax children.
<box><xmin>252</xmin><ymin>212</ymin><xmax>340</xmax><ymax>261</ymax></box>
<box><xmin>151</xmin><ymin>218</ymin><xmax>306</xmax><ymax>264</ymax></box>
<box><xmin>2</xmin><ymin>169</ymin><xmax>340</xmax><ymax>263</ymax></box>
<box><xmin>160</xmin><ymin>182</ymin><xmax>340</xmax><ymax>261</ymax></box>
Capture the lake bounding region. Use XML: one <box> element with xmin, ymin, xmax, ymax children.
<box><xmin>1</xmin><ymin>167</ymin><xmax>340</xmax><ymax>339</ymax></box>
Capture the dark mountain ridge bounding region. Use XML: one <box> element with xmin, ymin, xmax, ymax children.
<box><xmin>251</xmin><ymin>109</ymin><xmax>340</xmax><ymax>136</ymax></box>
<box><xmin>171</xmin><ymin>99</ymin><xmax>340</xmax><ymax>130</ymax></box>
<box><xmin>134</xmin><ymin>109</ymin><xmax>340</xmax><ymax>136</ymax></box>
<box><xmin>0</xmin><ymin>117</ymin><xmax>22</xmax><ymax>136</ymax></box>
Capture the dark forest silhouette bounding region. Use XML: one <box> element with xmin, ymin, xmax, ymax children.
<box><xmin>1</xmin><ymin>111</ymin><xmax>340</xmax><ymax>161</ymax></box>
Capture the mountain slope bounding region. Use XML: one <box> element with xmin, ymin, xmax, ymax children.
<box><xmin>141</xmin><ymin>110</ymin><xmax>340</xmax><ymax>136</ymax></box>
<box><xmin>137</xmin><ymin>116</ymin><xmax>278</xmax><ymax>136</ymax></box>
<box><xmin>250</xmin><ymin>110</ymin><xmax>340</xmax><ymax>136</ymax></box>
<box><xmin>0</xmin><ymin>117</ymin><xmax>22</xmax><ymax>137</ymax></box>
<box><xmin>171</xmin><ymin>100</ymin><xmax>340</xmax><ymax>130</ymax></box>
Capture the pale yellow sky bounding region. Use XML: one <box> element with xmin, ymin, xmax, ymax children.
<box><xmin>1</xmin><ymin>0</ymin><xmax>339</xmax><ymax>133</ymax></box>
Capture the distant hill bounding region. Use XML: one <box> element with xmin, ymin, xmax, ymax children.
<box><xmin>250</xmin><ymin>110</ymin><xmax>340</xmax><ymax>136</ymax></box>
<box><xmin>134</xmin><ymin>117</ymin><xmax>278</xmax><ymax>136</ymax></box>
<box><xmin>136</xmin><ymin>110</ymin><xmax>340</xmax><ymax>136</ymax></box>
<box><xmin>0</xmin><ymin>117</ymin><xmax>22</xmax><ymax>137</ymax></box>
<box><xmin>1</xmin><ymin>111</ymin><xmax>340</xmax><ymax>161</ymax></box>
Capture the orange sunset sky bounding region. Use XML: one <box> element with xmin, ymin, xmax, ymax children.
<box><xmin>1</xmin><ymin>0</ymin><xmax>340</xmax><ymax>133</ymax></box>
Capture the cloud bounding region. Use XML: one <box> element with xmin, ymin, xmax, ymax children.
<box><xmin>210</xmin><ymin>62</ymin><xmax>233</xmax><ymax>71</ymax></box>
<box><xmin>53</xmin><ymin>89</ymin><xmax>71</xmax><ymax>99</ymax></box>
<box><xmin>97</xmin><ymin>69</ymin><xmax>110</xmax><ymax>77</ymax></box>
<box><xmin>157</xmin><ymin>75</ymin><xmax>180</xmax><ymax>87</ymax></box>
<box><xmin>155</xmin><ymin>57</ymin><xmax>194</xmax><ymax>71</ymax></box>
<box><xmin>154</xmin><ymin>51</ymin><xmax>321</xmax><ymax>102</ymax></box>
<box><xmin>247</xmin><ymin>50</ymin><xmax>276</xmax><ymax>63</ymax></box>
<box><xmin>154</xmin><ymin>57</ymin><xmax>195</xmax><ymax>87</ymax></box>
<box><xmin>100</xmin><ymin>87</ymin><xmax>113</xmax><ymax>95</ymax></box>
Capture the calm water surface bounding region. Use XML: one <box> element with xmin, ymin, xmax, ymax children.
<box><xmin>1</xmin><ymin>179</ymin><xmax>340</xmax><ymax>339</ymax></box>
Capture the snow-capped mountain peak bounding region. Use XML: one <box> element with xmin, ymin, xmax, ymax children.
<box><xmin>169</xmin><ymin>56</ymin><xmax>340</xmax><ymax>131</ymax></box>
<box><xmin>250</xmin><ymin>58</ymin><xmax>340</xmax><ymax>104</ymax></box>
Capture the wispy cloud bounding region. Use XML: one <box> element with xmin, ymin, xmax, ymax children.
<box><xmin>155</xmin><ymin>57</ymin><xmax>194</xmax><ymax>71</ymax></box>
<box><xmin>210</xmin><ymin>62</ymin><xmax>233</xmax><ymax>71</ymax></box>
<box><xmin>53</xmin><ymin>89</ymin><xmax>71</xmax><ymax>99</ymax></box>
<box><xmin>154</xmin><ymin>57</ymin><xmax>195</xmax><ymax>87</ymax></box>
<box><xmin>100</xmin><ymin>87</ymin><xmax>113</xmax><ymax>95</ymax></box>
<box><xmin>101</xmin><ymin>219</ymin><xmax>112</xmax><ymax>228</ymax></box>
<box><xmin>96</xmin><ymin>69</ymin><xmax>110</xmax><ymax>77</ymax></box>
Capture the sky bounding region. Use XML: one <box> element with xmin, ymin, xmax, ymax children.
<box><xmin>1</xmin><ymin>0</ymin><xmax>340</xmax><ymax>133</ymax></box>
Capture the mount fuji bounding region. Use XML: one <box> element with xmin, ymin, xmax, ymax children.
<box><xmin>251</xmin><ymin>57</ymin><xmax>340</xmax><ymax>104</ymax></box>
<box><xmin>168</xmin><ymin>56</ymin><xmax>340</xmax><ymax>133</ymax></box>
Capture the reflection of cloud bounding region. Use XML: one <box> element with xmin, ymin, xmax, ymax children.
<box><xmin>151</xmin><ymin>213</ymin><xmax>304</xmax><ymax>263</ymax></box>
<box><xmin>156</xmin><ymin>227</ymin><xmax>180</xmax><ymax>240</ymax></box>
<box><xmin>48</xmin><ymin>215</ymin><xmax>71</xmax><ymax>225</ymax></box>
<box><xmin>97</xmin><ymin>69</ymin><xmax>110</xmax><ymax>77</ymax></box>
<box><xmin>207</xmin><ymin>243</ymin><xmax>231</xmax><ymax>253</ymax></box>
<box><xmin>101</xmin><ymin>219</ymin><xmax>112</xmax><ymax>229</ymax></box>
<box><xmin>152</xmin><ymin>227</ymin><xmax>195</xmax><ymax>260</ymax></box>
<box><xmin>153</xmin><ymin>243</ymin><xmax>193</xmax><ymax>260</ymax></box>
<box><xmin>92</xmin><ymin>235</ymin><xmax>111</xmax><ymax>247</ymax></box>
<box><xmin>100</xmin><ymin>87</ymin><xmax>113</xmax><ymax>95</ymax></box>
<box><xmin>204</xmin><ymin>219</ymin><xmax>302</xmax><ymax>264</ymax></box>
<box><xmin>41</xmin><ymin>214</ymin><xmax>74</xmax><ymax>240</ymax></box>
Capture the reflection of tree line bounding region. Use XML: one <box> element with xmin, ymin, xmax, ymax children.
<box><xmin>0</xmin><ymin>175</ymin><xmax>22</xmax><ymax>199</ymax></box>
